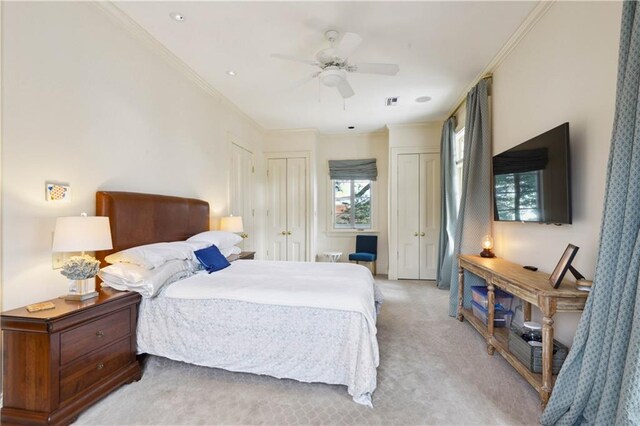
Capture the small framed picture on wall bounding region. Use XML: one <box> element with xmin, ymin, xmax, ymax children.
<box><xmin>549</xmin><ymin>244</ymin><xmax>580</xmax><ymax>288</ymax></box>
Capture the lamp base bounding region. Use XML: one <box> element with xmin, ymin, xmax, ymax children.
<box><xmin>480</xmin><ymin>249</ymin><xmax>495</xmax><ymax>258</ymax></box>
<box><xmin>61</xmin><ymin>278</ymin><xmax>99</xmax><ymax>301</ymax></box>
<box><xmin>61</xmin><ymin>291</ymin><xmax>99</xmax><ymax>301</ymax></box>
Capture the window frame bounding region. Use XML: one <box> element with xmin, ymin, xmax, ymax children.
<box><xmin>327</xmin><ymin>177</ymin><xmax>377</xmax><ymax>234</ymax></box>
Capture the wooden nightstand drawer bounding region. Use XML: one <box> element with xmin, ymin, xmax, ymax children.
<box><xmin>59</xmin><ymin>337</ymin><xmax>132</xmax><ymax>403</ymax></box>
<box><xmin>60</xmin><ymin>308</ymin><xmax>130</xmax><ymax>365</ymax></box>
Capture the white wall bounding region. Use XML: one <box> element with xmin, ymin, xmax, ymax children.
<box><xmin>388</xmin><ymin>123</ymin><xmax>442</xmax><ymax>149</ymax></box>
<box><xmin>492</xmin><ymin>1</ymin><xmax>622</xmax><ymax>344</ymax></box>
<box><xmin>316</xmin><ymin>132</ymin><xmax>389</xmax><ymax>273</ymax></box>
<box><xmin>2</xmin><ymin>2</ymin><xmax>264</xmax><ymax>310</ymax></box>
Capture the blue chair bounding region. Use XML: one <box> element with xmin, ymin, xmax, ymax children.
<box><xmin>349</xmin><ymin>235</ymin><xmax>378</xmax><ymax>275</ymax></box>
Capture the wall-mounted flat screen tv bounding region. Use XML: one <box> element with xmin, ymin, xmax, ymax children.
<box><xmin>493</xmin><ymin>122</ymin><xmax>571</xmax><ymax>224</ymax></box>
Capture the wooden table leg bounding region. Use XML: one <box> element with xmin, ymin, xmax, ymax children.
<box><xmin>524</xmin><ymin>302</ymin><xmax>532</xmax><ymax>322</ymax></box>
<box><xmin>540</xmin><ymin>297</ymin><xmax>557</xmax><ymax>404</ymax></box>
<box><xmin>457</xmin><ymin>263</ymin><xmax>464</xmax><ymax>321</ymax></box>
<box><xmin>486</xmin><ymin>282</ymin><xmax>495</xmax><ymax>355</ymax></box>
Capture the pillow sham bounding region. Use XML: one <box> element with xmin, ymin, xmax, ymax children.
<box><xmin>186</xmin><ymin>231</ymin><xmax>243</xmax><ymax>250</ymax></box>
<box><xmin>220</xmin><ymin>245</ymin><xmax>242</xmax><ymax>258</ymax></box>
<box><xmin>105</xmin><ymin>241</ymin><xmax>202</xmax><ymax>269</ymax></box>
<box><xmin>193</xmin><ymin>245</ymin><xmax>230</xmax><ymax>273</ymax></box>
<box><xmin>99</xmin><ymin>259</ymin><xmax>195</xmax><ymax>297</ymax></box>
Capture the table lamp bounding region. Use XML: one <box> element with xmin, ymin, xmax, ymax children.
<box><xmin>52</xmin><ymin>213</ymin><xmax>113</xmax><ymax>300</ymax></box>
<box><xmin>220</xmin><ymin>215</ymin><xmax>247</xmax><ymax>239</ymax></box>
<box><xmin>480</xmin><ymin>234</ymin><xmax>495</xmax><ymax>258</ymax></box>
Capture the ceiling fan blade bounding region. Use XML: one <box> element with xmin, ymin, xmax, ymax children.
<box><xmin>335</xmin><ymin>78</ymin><xmax>355</xmax><ymax>99</ymax></box>
<box><xmin>336</xmin><ymin>32</ymin><xmax>362</xmax><ymax>58</ymax></box>
<box><xmin>271</xmin><ymin>53</ymin><xmax>319</xmax><ymax>66</ymax></box>
<box><xmin>350</xmin><ymin>63</ymin><xmax>400</xmax><ymax>76</ymax></box>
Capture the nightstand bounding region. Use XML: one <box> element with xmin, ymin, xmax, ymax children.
<box><xmin>1</xmin><ymin>288</ymin><xmax>142</xmax><ymax>425</ymax></box>
<box><xmin>228</xmin><ymin>251</ymin><xmax>256</xmax><ymax>262</ymax></box>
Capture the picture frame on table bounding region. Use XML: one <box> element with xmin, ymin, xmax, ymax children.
<box><xmin>549</xmin><ymin>244</ymin><xmax>580</xmax><ymax>289</ymax></box>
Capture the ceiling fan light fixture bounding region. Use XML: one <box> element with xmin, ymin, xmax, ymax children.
<box><xmin>320</xmin><ymin>68</ymin><xmax>345</xmax><ymax>87</ymax></box>
<box><xmin>226</xmin><ymin>70</ymin><xmax>237</xmax><ymax>76</ymax></box>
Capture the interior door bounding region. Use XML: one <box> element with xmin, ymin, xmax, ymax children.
<box><xmin>230</xmin><ymin>143</ymin><xmax>254</xmax><ymax>250</ymax></box>
<box><xmin>397</xmin><ymin>154</ymin><xmax>420</xmax><ymax>279</ymax></box>
<box><xmin>266</xmin><ymin>158</ymin><xmax>287</xmax><ymax>261</ymax></box>
<box><xmin>286</xmin><ymin>158</ymin><xmax>307</xmax><ymax>261</ymax></box>
<box><xmin>419</xmin><ymin>153</ymin><xmax>441</xmax><ymax>279</ymax></box>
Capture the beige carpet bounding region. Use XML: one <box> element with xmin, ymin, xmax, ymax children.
<box><xmin>75</xmin><ymin>278</ymin><xmax>541</xmax><ymax>425</ymax></box>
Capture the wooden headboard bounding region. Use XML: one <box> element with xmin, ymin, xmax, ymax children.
<box><xmin>95</xmin><ymin>191</ymin><xmax>210</xmax><ymax>266</ymax></box>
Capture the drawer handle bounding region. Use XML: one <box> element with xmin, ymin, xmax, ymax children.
<box><xmin>97</xmin><ymin>363</ymin><xmax>104</xmax><ymax>370</ymax></box>
<box><xmin>96</xmin><ymin>331</ymin><xmax>105</xmax><ymax>338</ymax></box>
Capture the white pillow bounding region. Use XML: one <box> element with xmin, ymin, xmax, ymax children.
<box><xmin>105</xmin><ymin>241</ymin><xmax>203</xmax><ymax>269</ymax></box>
<box><xmin>187</xmin><ymin>231</ymin><xmax>243</xmax><ymax>249</ymax></box>
<box><xmin>221</xmin><ymin>246</ymin><xmax>242</xmax><ymax>257</ymax></box>
<box><xmin>99</xmin><ymin>259</ymin><xmax>195</xmax><ymax>297</ymax></box>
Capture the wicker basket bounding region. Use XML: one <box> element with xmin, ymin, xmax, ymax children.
<box><xmin>508</xmin><ymin>328</ymin><xmax>568</xmax><ymax>374</ymax></box>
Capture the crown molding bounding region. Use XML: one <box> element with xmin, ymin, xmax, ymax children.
<box><xmin>386</xmin><ymin>121</ymin><xmax>443</xmax><ymax>131</ymax></box>
<box><xmin>92</xmin><ymin>1</ymin><xmax>264</xmax><ymax>134</ymax></box>
<box><xmin>264</xmin><ymin>128</ymin><xmax>319</xmax><ymax>135</ymax></box>
<box><xmin>446</xmin><ymin>0</ymin><xmax>555</xmax><ymax>117</ymax></box>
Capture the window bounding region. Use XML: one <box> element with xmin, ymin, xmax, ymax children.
<box><xmin>454</xmin><ymin>128</ymin><xmax>465</xmax><ymax>207</ymax></box>
<box><xmin>333</xmin><ymin>179</ymin><xmax>372</xmax><ymax>229</ymax></box>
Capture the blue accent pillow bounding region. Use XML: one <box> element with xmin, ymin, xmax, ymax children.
<box><xmin>193</xmin><ymin>245</ymin><xmax>230</xmax><ymax>273</ymax></box>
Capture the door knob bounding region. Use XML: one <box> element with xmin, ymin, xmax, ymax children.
<box><xmin>421</xmin><ymin>232</ymin><xmax>425</xmax><ymax>237</ymax></box>
<box><xmin>281</xmin><ymin>231</ymin><xmax>287</xmax><ymax>235</ymax></box>
<box><xmin>287</xmin><ymin>231</ymin><xmax>292</xmax><ymax>235</ymax></box>
<box><xmin>414</xmin><ymin>232</ymin><xmax>419</xmax><ymax>237</ymax></box>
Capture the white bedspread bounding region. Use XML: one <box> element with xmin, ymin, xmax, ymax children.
<box><xmin>165</xmin><ymin>260</ymin><xmax>380</xmax><ymax>335</ymax></box>
<box><xmin>136</xmin><ymin>260</ymin><xmax>383</xmax><ymax>406</ymax></box>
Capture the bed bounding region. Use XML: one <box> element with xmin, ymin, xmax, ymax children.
<box><xmin>95</xmin><ymin>191</ymin><xmax>383</xmax><ymax>406</ymax></box>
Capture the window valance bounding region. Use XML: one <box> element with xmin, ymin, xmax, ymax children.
<box><xmin>328</xmin><ymin>159</ymin><xmax>377</xmax><ymax>181</ymax></box>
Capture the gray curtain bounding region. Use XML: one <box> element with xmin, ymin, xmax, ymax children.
<box><xmin>328</xmin><ymin>159</ymin><xmax>377</xmax><ymax>181</ymax></box>
<box><xmin>437</xmin><ymin>117</ymin><xmax>457</xmax><ymax>289</ymax></box>
<box><xmin>448</xmin><ymin>79</ymin><xmax>492</xmax><ymax>316</ymax></box>
<box><xmin>541</xmin><ymin>3</ymin><xmax>640</xmax><ymax>423</ymax></box>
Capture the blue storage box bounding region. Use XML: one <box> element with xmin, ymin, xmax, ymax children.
<box><xmin>471</xmin><ymin>286</ymin><xmax>514</xmax><ymax>311</ymax></box>
<box><xmin>471</xmin><ymin>300</ymin><xmax>514</xmax><ymax>328</ymax></box>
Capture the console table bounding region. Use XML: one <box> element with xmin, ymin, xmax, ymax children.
<box><xmin>457</xmin><ymin>254</ymin><xmax>589</xmax><ymax>406</ymax></box>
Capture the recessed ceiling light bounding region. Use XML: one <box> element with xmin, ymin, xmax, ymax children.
<box><xmin>348</xmin><ymin>126</ymin><xmax>355</xmax><ymax>130</ymax></box>
<box><xmin>226</xmin><ymin>70</ymin><xmax>236</xmax><ymax>76</ymax></box>
<box><xmin>170</xmin><ymin>12</ymin><xmax>185</xmax><ymax>22</ymax></box>
<box><xmin>415</xmin><ymin>96</ymin><xmax>432</xmax><ymax>103</ymax></box>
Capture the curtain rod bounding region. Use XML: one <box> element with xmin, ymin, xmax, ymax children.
<box><xmin>448</xmin><ymin>73</ymin><xmax>493</xmax><ymax>120</ymax></box>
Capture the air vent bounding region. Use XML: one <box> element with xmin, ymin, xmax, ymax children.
<box><xmin>385</xmin><ymin>97</ymin><xmax>399</xmax><ymax>106</ymax></box>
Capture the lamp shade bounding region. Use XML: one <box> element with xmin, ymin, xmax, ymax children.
<box><xmin>52</xmin><ymin>216</ymin><xmax>113</xmax><ymax>252</ymax></box>
<box><xmin>220</xmin><ymin>216</ymin><xmax>244</xmax><ymax>233</ymax></box>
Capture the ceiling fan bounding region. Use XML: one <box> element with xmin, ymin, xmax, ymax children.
<box><xmin>271</xmin><ymin>30</ymin><xmax>400</xmax><ymax>99</ymax></box>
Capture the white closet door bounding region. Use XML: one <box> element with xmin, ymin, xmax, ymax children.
<box><xmin>286</xmin><ymin>157</ymin><xmax>307</xmax><ymax>262</ymax></box>
<box><xmin>230</xmin><ymin>144</ymin><xmax>254</xmax><ymax>250</ymax></box>
<box><xmin>419</xmin><ymin>153</ymin><xmax>440</xmax><ymax>280</ymax></box>
<box><xmin>266</xmin><ymin>158</ymin><xmax>288</xmax><ymax>261</ymax></box>
<box><xmin>397</xmin><ymin>154</ymin><xmax>420</xmax><ymax>279</ymax></box>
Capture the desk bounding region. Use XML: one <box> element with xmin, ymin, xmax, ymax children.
<box><xmin>457</xmin><ymin>254</ymin><xmax>588</xmax><ymax>406</ymax></box>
